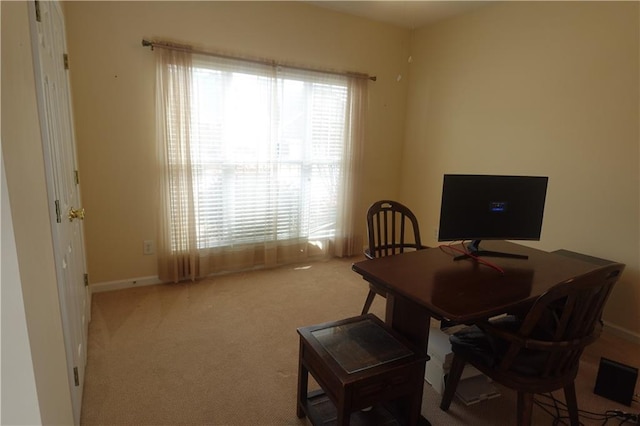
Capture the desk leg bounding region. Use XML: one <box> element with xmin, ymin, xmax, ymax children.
<box><xmin>386</xmin><ymin>293</ymin><xmax>432</xmax><ymax>426</ymax></box>
<box><xmin>386</xmin><ymin>293</ymin><xmax>431</xmax><ymax>351</ymax></box>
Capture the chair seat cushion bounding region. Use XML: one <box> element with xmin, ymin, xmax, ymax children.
<box><xmin>450</xmin><ymin>316</ymin><xmax>554</xmax><ymax>376</ymax></box>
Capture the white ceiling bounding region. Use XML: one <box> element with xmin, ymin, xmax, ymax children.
<box><xmin>307</xmin><ymin>1</ymin><xmax>491</xmax><ymax>30</ymax></box>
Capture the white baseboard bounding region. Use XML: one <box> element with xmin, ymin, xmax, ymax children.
<box><xmin>603</xmin><ymin>320</ymin><xmax>640</xmax><ymax>344</ymax></box>
<box><xmin>90</xmin><ymin>276</ymin><xmax>163</xmax><ymax>294</ymax></box>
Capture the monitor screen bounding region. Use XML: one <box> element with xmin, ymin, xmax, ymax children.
<box><xmin>438</xmin><ymin>174</ymin><xmax>548</xmax><ymax>243</ymax></box>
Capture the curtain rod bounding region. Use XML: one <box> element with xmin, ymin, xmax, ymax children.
<box><xmin>141</xmin><ymin>39</ymin><xmax>376</xmax><ymax>82</ymax></box>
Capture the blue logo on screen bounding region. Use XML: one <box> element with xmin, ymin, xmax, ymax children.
<box><xmin>490</xmin><ymin>202</ymin><xmax>507</xmax><ymax>212</ymax></box>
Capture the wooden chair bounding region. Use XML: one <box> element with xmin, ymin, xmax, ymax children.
<box><xmin>439</xmin><ymin>263</ymin><xmax>625</xmax><ymax>426</ymax></box>
<box><xmin>362</xmin><ymin>200</ymin><xmax>427</xmax><ymax>315</ymax></box>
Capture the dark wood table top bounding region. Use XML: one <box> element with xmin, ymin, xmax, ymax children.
<box><xmin>352</xmin><ymin>241</ymin><xmax>604</xmax><ymax>323</ymax></box>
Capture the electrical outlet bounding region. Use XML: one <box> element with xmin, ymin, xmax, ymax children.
<box><xmin>143</xmin><ymin>240</ymin><xmax>155</xmax><ymax>255</ymax></box>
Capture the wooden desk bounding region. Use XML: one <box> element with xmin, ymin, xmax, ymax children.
<box><xmin>351</xmin><ymin>241</ymin><xmax>606</xmax><ymax>424</ymax></box>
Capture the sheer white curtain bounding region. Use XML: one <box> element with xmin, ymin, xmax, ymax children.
<box><xmin>334</xmin><ymin>75</ymin><xmax>367</xmax><ymax>257</ymax></box>
<box><xmin>156</xmin><ymin>48</ymin><xmax>366</xmax><ymax>282</ymax></box>
<box><xmin>156</xmin><ymin>47</ymin><xmax>199</xmax><ymax>282</ymax></box>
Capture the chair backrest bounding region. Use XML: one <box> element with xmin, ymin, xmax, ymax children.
<box><xmin>365</xmin><ymin>200</ymin><xmax>423</xmax><ymax>259</ymax></box>
<box><xmin>495</xmin><ymin>263</ymin><xmax>625</xmax><ymax>380</ymax></box>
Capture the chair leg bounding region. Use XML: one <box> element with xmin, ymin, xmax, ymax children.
<box><xmin>440</xmin><ymin>354</ymin><xmax>466</xmax><ymax>411</ymax></box>
<box><xmin>361</xmin><ymin>289</ymin><xmax>376</xmax><ymax>315</ymax></box>
<box><xmin>516</xmin><ymin>392</ymin><xmax>534</xmax><ymax>426</ymax></box>
<box><xmin>563</xmin><ymin>382</ymin><xmax>579</xmax><ymax>426</ymax></box>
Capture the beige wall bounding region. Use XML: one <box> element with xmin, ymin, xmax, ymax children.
<box><xmin>402</xmin><ymin>2</ymin><xmax>640</xmax><ymax>336</ymax></box>
<box><xmin>1</xmin><ymin>1</ymin><xmax>75</xmax><ymax>423</ymax></box>
<box><xmin>64</xmin><ymin>1</ymin><xmax>639</xmax><ymax>335</ymax></box>
<box><xmin>63</xmin><ymin>1</ymin><xmax>411</xmax><ymax>284</ymax></box>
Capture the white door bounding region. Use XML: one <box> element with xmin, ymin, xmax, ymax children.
<box><xmin>29</xmin><ymin>1</ymin><xmax>89</xmax><ymax>423</ymax></box>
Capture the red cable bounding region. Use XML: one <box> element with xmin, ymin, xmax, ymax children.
<box><xmin>438</xmin><ymin>241</ymin><xmax>505</xmax><ymax>275</ymax></box>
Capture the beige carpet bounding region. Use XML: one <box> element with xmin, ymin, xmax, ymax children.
<box><xmin>81</xmin><ymin>257</ymin><xmax>639</xmax><ymax>425</ymax></box>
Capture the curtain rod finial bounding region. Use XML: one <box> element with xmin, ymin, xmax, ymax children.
<box><xmin>142</xmin><ymin>39</ymin><xmax>155</xmax><ymax>51</ymax></box>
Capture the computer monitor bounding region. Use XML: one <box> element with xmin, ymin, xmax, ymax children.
<box><xmin>438</xmin><ymin>174</ymin><xmax>548</xmax><ymax>260</ymax></box>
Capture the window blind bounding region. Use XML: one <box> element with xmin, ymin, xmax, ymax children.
<box><xmin>165</xmin><ymin>54</ymin><xmax>349</xmax><ymax>251</ymax></box>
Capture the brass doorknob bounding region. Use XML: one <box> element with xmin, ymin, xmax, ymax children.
<box><xmin>68</xmin><ymin>207</ymin><xmax>85</xmax><ymax>221</ymax></box>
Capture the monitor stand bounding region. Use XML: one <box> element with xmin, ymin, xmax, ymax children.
<box><xmin>453</xmin><ymin>240</ymin><xmax>529</xmax><ymax>261</ymax></box>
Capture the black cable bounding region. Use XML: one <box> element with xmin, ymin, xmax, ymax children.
<box><xmin>534</xmin><ymin>397</ymin><xmax>570</xmax><ymax>425</ymax></box>
<box><xmin>538</xmin><ymin>393</ymin><xmax>611</xmax><ymax>419</ymax></box>
<box><xmin>533</xmin><ymin>392</ymin><xmax>634</xmax><ymax>426</ymax></box>
<box><xmin>533</xmin><ymin>394</ymin><xmax>577</xmax><ymax>426</ymax></box>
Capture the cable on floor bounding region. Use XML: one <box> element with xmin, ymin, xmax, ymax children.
<box><xmin>534</xmin><ymin>392</ymin><xmax>640</xmax><ymax>426</ymax></box>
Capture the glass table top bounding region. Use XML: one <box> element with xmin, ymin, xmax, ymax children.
<box><xmin>311</xmin><ymin>318</ymin><xmax>414</xmax><ymax>374</ymax></box>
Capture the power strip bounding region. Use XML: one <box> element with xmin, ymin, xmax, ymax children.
<box><xmin>609</xmin><ymin>409</ymin><xmax>640</xmax><ymax>424</ymax></box>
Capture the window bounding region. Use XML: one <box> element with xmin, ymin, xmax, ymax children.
<box><xmin>183</xmin><ymin>57</ymin><xmax>347</xmax><ymax>250</ymax></box>
<box><xmin>156</xmin><ymin>48</ymin><xmax>366</xmax><ymax>281</ymax></box>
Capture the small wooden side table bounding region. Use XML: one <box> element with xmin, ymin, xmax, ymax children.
<box><xmin>296</xmin><ymin>314</ymin><xmax>428</xmax><ymax>426</ymax></box>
